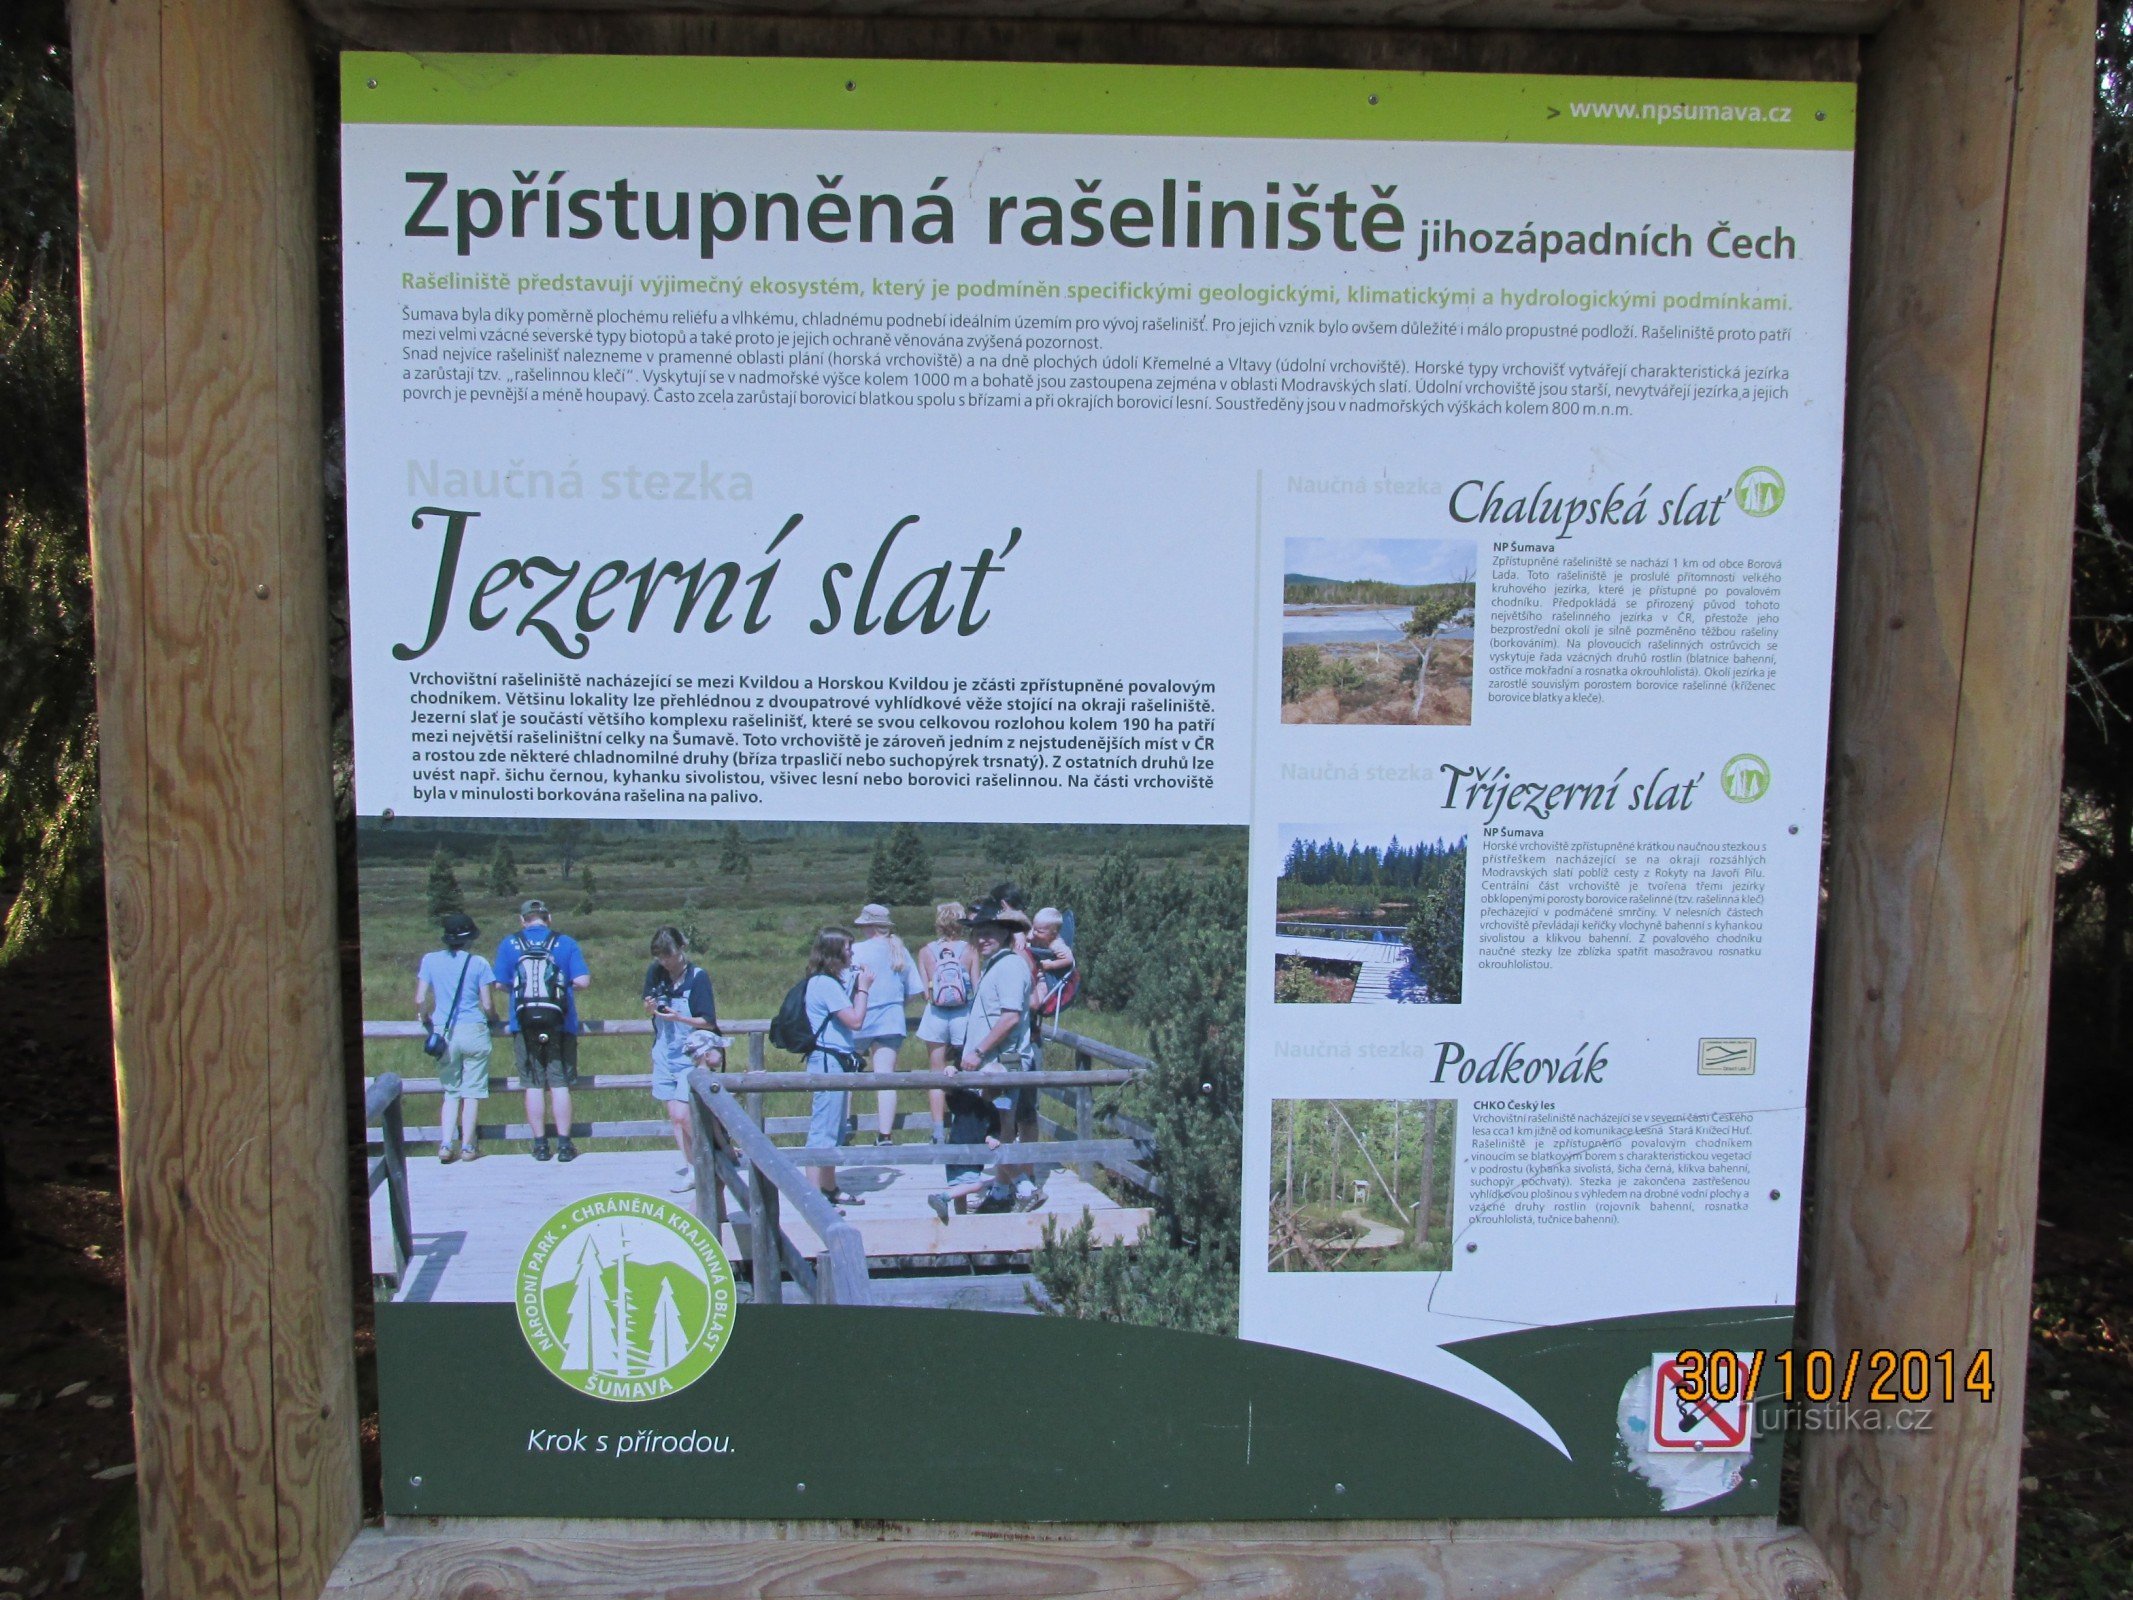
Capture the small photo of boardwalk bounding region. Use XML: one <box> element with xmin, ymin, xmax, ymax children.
<box><xmin>1273</xmin><ymin>828</ymin><xmax>1466</xmax><ymax>1005</ymax></box>
<box><xmin>1268</xmin><ymin>1098</ymin><xmax>1456</xmax><ymax>1273</ymax></box>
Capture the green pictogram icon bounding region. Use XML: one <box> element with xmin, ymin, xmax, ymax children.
<box><xmin>1735</xmin><ymin>466</ymin><xmax>1786</xmax><ymax>518</ymax></box>
<box><xmin>1720</xmin><ymin>753</ymin><xmax>1772</xmax><ymax>803</ymax></box>
<box><xmin>517</xmin><ymin>1192</ymin><xmax>736</xmax><ymax>1402</ymax></box>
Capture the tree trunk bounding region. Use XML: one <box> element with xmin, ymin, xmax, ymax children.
<box><xmin>1283</xmin><ymin>1103</ymin><xmax>1294</xmax><ymax>1210</ymax></box>
<box><xmin>1416</xmin><ymin>1101</ymin><xmax>1439</xmax><ymax>1250</ymax></box>
<box><xmin>1391</xmin><ymin>1102</ymin><xmax>1403</xmax><ymax>1217</ymax></box>
<box><xmin>2107</xmin><ymin>765</ymin><xmax>2133</xmax><ymax>1065</ymax></box>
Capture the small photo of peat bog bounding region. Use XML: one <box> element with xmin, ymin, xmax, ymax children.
<box><xmin>1281</xmin><ymin>536</ymin><xmax>1477</xmax><ymax>726</ymax></box>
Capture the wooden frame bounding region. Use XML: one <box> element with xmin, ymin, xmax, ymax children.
<box><xmin>67</xmin><ymin>0</ymin><xmax>2090</xmax><ymax>1594</ymax></box>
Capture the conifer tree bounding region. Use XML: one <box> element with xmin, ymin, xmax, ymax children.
<box><xmin>425</xmin><ymin>846</ymin><xmax>465</xmax><ymax>921</ymax></box>
<box><xmin>865</xmin><ymin>822</ymin><xmax>932</xmax><ymax>905</ymax></box>
<box><xmin>548</xmin><ymin>817</ymin><xmax>590</xmax><ymax>881</ymax></box>
<box><xmin>717</xmin><ymin>822</ymin><xmax>751</xmax><ymax>878</ymax></box>
<box><xmin>486</xmin><ymin>840</ymin><xmax>521</xmax><ymax>899</ymax></box>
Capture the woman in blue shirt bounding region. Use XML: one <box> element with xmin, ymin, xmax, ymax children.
<box><xmin>802</xmin><ymin>927</ymin><xmax>872</xmax><ymax>1209</ymax></box>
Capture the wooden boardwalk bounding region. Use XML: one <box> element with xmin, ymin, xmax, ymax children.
<box><xmin>1271</xmin><ymin>933</ymin><xmax>1406</xmax><ymax>1003</ymax></box>
<box><xmin>376</xmin><ymin>1146</ymin><xmax>1149</xmax><ymax>1308</ymax></box>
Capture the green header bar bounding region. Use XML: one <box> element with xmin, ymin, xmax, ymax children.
<box><xmin>343</xmin><ymin>54</ymin><xmax>1854</xmax><ymax>152</ymax></box>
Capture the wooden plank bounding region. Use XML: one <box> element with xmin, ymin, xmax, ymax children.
<box><xmin>728</xmin><ymin>1196</ymin><xmax>1154</xmax><ymax>1262</ymax></box>
<box><xmin>779</xmin><ymin>1140</ymin><xmax>1147</xmax><ymax>1167</ymax></box>
<box><xmin>325</xmin><ymin>1518</ymin><xmax>1843</xmax><ymax>1598</ymax></box>
<box><xmin>302</xmin><ymin>0</ymin><xmax>1893</xmax><ymax>34</ymax></box>
<box><xmin>71</xmin><ymin>0</ymin><xmax>360</xmax><ymax>1595</ymax></box>
<box><xmin>1801</xmin><ymin>1</ymin><xmax>2093</xmax><ymax>1597</ymax></box>
<box><xmin>707</xmin><ymin>1068</ymin><xmax>1136</xmax><ymax>1093</ymax></box>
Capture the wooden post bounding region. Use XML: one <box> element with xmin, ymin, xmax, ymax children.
<box><xmin>1802</xmin><ymin>0</ymin><xmax>2093</xmax><ymax>1596</ymax></box>
<box><xmin>70</xmin><ymin>0</ymin><xmax>360</xmax><ymax>1595</ymax></box>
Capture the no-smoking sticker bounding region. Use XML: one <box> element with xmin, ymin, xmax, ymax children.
<box><xmin>1648</xmin><ymin>1351</ymin><xmax>1755</xmax><ymax>1454</ymax></box>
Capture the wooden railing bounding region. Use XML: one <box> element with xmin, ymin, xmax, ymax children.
<box><xmin>364</xmin><ymin>1073</ymin><xmax>413</xmax><ymax>1288</ymax></box>
<box><xmin>360</xmin><ymin>1017</ymin><xmax>1163</xmax><ymax>1304</ymax></box>
<box><xmin>1272</xmin><ymin>920</ymin><xmax>1407</xmax><ymax>943</ymax></box>
<box><xmin>688</xmin><ymin>1066</ymin><xmax>875</xmax><ymax>1307</ymax></box>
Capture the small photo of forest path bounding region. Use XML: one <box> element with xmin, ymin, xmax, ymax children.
<box><xmin>1268</xmin><ymin>1098</ymin><xmax>1456</xmax><ymax>1273</ymax></box>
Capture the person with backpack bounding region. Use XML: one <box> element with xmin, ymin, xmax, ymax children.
<box><xmin>494</xmin><ymin>898</ymin><xmax>592</xmax><ymax>1162</ymax></box>
<box><xmin>849</xmin><ymin>904</ymin><xmax>918</xmax><ymax>1147</ymax></box>
<box><xmin>915</xmin><ymin>902</ymin><xmax>974</xmax><ymax>1145</ymax></box>
<box><xmin>642</xmin><ymin>926</ymin><xmax>722</xmax><ymax>1191</ymax></box>
<box><xmin>773</xmin><ymin>927</ymin><xmax>873</xmax><ymax>1209</ymax></box>
<box><xmin>957</xmin><ymin>898</ymin><xmax>1045</xmax><ymax>1213</ymax></box>
<box><xmin>413</xmin><ymin>912</ymin><xmax>497</xmax><ymax>1164</ymax></box>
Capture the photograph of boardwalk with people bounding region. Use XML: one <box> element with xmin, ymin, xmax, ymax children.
<box><xmin>1280</xmin><ymin>537</ymin><xmax>1477</xmax><ymax>726</ymax></box>
<box><xmin>360</xmin><ymin>818</ymin><xmax>1246</xmax><ymax>1332</ymax></box>
<box><xmin>1268</xmin><ymin>1099</ymin><xmax>1456</xmax><ymax>1273</ymax></box>
<box><xmin>1273</xmin><ymin>829</ymin><xmax>1466</xmax><ymax>1004</ymax></box>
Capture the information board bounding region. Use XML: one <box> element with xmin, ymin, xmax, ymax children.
<box><xmin>341</xmin><ymin>53</ymin><xmax>1854</xmax><ymax>1521</ymax></box>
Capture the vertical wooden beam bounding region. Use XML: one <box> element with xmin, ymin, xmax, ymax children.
<box><xmin>1805</xmin><ymin>0</ymin><xmax>2092</xmax><ymax>1595</ymax></box>
<box><xmin>70</xmin><ymin>0</ymin><xmax>361</xmax><ymax>1595</ymax></box>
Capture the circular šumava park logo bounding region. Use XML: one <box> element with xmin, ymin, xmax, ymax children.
<box><xmin>517</xmin><ymin>1193</ymin><xmax>736</xmax><ymax>1402</ymax></box>
<box><xmin>1735</xmin><ymin>465</ymin><xmax>1786</xmax><ymax>518</ymax></box>
<box><xmin>1719</xmin><ymin>753</ymin><xmax>1773</xmax><ymax>803</ymax></box>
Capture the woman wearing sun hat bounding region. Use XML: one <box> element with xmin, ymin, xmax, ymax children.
<box><xmin>849</xmin><ymin>903</ymin><xmax>919</xmax><ymax>1145</ymax></box>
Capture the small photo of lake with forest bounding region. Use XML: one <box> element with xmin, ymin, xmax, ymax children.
<box><xmin>1272</xmin><ymin>827</ymin><xmax>1466</xmax><ymax>1006</ymax></box>
<box><xmin>1281</xmin><ymin>536</ymin><xmax>1477</xmax><ymax>727</ymax></box>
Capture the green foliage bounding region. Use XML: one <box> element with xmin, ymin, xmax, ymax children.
<box><xmin>1280</xmin><ymin>645</ymin><xmax>1326</xmax><ymax>703</ymax></box>
<box><xmin>865</xmin><ymin>820</ymin><xmax>932</xmax><ymax>906</ymax></box>
<box><xmin>1324</xmin><ymin>657</ymin><xmax>1367</xmax><ymax>694</ymax></box>
<box><xmin>1284</xmin><ymin>575</ymin><xmax>1468</xmax><ymax>608</ymax></box>
<box><xmin>0</xmin><ymin>2</ymin><xmax>95</xmax><ymax>962</ymax></box>
<box><xmin>485</xmin><ymin>840</ymin><xmax>521</xmax><ymax>899</ymax></box>
<box><xmin>717</xmin><ymin>822</ymin><xmax>751</xmax><ymax>878</ymax></box>
<box><xmin>1401</xmin><ymin>579</ymin><xmax>1477</xmax><ymax>643</ymax></box>
<box><xmin>1031</xmin><ymin>1214</ymin><xmax>1238</xmax><ymax>1335</ymax></box>
<box><xmin>1280</xmin><ymin>832</ymin><xmax>1463</xmax><ymax>892</ymax></box>
<box><xmin>1404</xmin><ymin>852</ymin><xmax>1467</xmax><ymax>1004</ymax></box>
<box><xmin>424</xmin><ymin>847</ymin><xmax>464</xmax><ymax>921</ymax></box>
<box><xmin>1274</xmin><ymin>957</ymin><xmax>1334</xmax><ymax>1003</ymax></box>
<box><xmin>1034</xmin><ymin>852</ymin><xmax>1245</xmax><ymax>1330</ymax></box>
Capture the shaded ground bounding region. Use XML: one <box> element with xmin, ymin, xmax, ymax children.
<box><xmin>2015</xmin><ymin>1124</ymin><xmax>2133</xmax><ymax>1598</ymax></box>
<box><xmin>0</xmin><ymin>931</ymin><xmax>141</xmax><ymax>1598</ymax></box>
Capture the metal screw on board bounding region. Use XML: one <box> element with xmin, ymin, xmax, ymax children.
<box><xmin>1201</xmin><ymin>1082</ymin><xmax>1213</xmax><ymax>1094</ymax></box>
<box><xmin>253</xmin><ymin>583</ymin><xmax>270</xmax><ymax>599</ymax></box>
<box><xmin>796</xmin><ymin>1482</ymin><xmax>807</xmax><ymax>1493</ymax></box>
<box><xmin>1465</xmin><ymin>1242</ymin><xmax>1477</xmax><ymax>1253</ymax></box>
<box><xmin>1815</xmin><ymin>110</ymin><xmax>1827</xmax><ymax>121</ymax></box>
<box><xmin>1367</xmin><ymin>95</ymin><xmax>1379</xmax><ymax>105</ymax></box>
<box><xmin>366</xmin><ymin>78</ymin><xmax>378</xmax><ymax>89</ymax></box>
<box><xmin>1334</xmin><ymin>1482</ymin><xmax>1347</xmax><ymax>1494</ymax></box>
<box><xmin>409</xmin><ymin>1476</ymin><xmax>422</xmax><ymax>1488</ymax></box>
<box><xmin>1788</xmin><ymin>825</ymin><xmax>1800</xmax><ymax>835</ymax></box>
<box><xmin>1769</xmin><ymin>1190</ymin><xmax>1781</xmax><ymax>1201</ymax></box>
<box><xmin>845</xmin><ymin>81</ymin><xmax>856</xmax><ymax>92</ymax></box>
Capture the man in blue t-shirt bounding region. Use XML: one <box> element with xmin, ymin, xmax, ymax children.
<box><xmin>494</xmin><ymin>898</ymin><xmax>592</xmax><ymax>1162</ymax></box>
